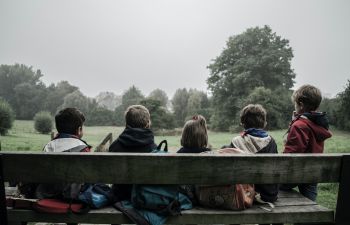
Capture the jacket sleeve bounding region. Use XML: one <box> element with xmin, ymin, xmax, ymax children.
<box><xmin>284</xmin><ymin>123</ymin><xmax>310</xmax><ymax>153</ymax></box>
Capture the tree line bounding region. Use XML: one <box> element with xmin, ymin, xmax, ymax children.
<box><xmin>1</xmin><ymin>25</ymin><xmax>349</xmax><ymax>135</ymax></box>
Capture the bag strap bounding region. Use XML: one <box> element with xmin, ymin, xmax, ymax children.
<box><xmin>255</xmin><ymin>193</ymin><xmax>275</xmax><ymax>211</ymax></box>
<box><xmin>114</xmin><ymin>201</ymin><xmax>151</xmax><ymax>225</ymax></box>
<box><xmin>157</xmin><ymin>140</ymin><xmax>168</xmax><ymax>152</ymax></box>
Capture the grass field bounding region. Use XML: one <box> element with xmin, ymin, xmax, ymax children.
<box><xmin>1</xmin><ymin>120</ymin><xmax>350</xmax><ymax>210</ymax></box>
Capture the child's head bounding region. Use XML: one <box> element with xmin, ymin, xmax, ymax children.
<box><xmin>240</xmin><ymin>104</ymin><xmax>267</xmax><ymax>129</ymax></box>
<box><xmin>181</xmin><ymin>115</ymin><xmax>208</xmax><ymax>148</ymax></box>
<box><xmin>125</xmin><ymin>105</ymin><xmax>151</xmax><ymax>128</ymax></box>
<box><xmin>292</xmin><ymin>84</ymin><xmax>322</xmax><ymax>113</ymax></box>
<box><xmin>55</xmin><ymin>107</ymin><xmax>85</xmax><ymax>138</ymax></box>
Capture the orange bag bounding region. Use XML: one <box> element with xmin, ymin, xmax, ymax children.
<box><xmin>196</xmin><ymin>184</ymin><xmax>255</xmax><ymax>210</ymax></box>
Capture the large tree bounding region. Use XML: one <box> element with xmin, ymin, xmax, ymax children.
<box><xmin>148</xmin><ymin>89</ymin><xmax>169</xmax><ymax>108</ymax></box>
<box><xmin>335</xmin><ymin>80</ymin><xmax>350</xmax><ymax>131</ymax></box>
<box><xmin>207</xmin><ymin>25</ymin><xmax>295</xmax><ymax>130</ymax></box>
<box><xmin>44</xmin><ymin>81</ymin><xmax>78</xmax><ymax>115</ymax></box>
<box><xmin>172</xmin><ymin>88</ymin><xmax>189</xmax><ymax>126</ymax></box>
<box><xmin>121</xmin><ymin>85</ymin><xmax>145</xmax><ymax>107</ymax></box>
<box><xmin>0</xmin><ymin>64</ymin><xmax>48</xmax><ymax>119</ymax></box>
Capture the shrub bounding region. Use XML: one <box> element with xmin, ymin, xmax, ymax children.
<box><xmin>0</xmin><ymin>98</ymin><xmax>15</xmax><ymax>135</ymax></box>
<box><xmin>34</xmin><ymin>111</ymin><xmax>53</xmax><ymax>134</ymax></box>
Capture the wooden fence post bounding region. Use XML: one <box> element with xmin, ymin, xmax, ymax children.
<box><xmin>335</xmin><ymin>154</ymin><xmax>350</xmax><ymax>225</ymax></box>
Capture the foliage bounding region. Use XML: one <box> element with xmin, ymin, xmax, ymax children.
<box><xmin>121</xmin><ymin>85</ymin><xmax>145</xmax><ymax>107</ymax></box>
<box><xmin>95</xmin><ymin>91</ymin><xmax>122</xmax><ymax>111</ymax></box>
<box><xmin>186</xmin><ymin>89</ymin><xmax>212</xmax><ymax>123</ymax></box>
<box><xmin>14</xmin><ymin>82</ymin><xmax>48</xmax><ymax>119</ymax></box>
<box><xmin>172</xmin><ymin>88</ymin><xmax>189</xmax><ymax>126</ymax></box>
<box><xmin>114</xmin><ymin>105</ymin><xmax>126</xmax><ymax>126</ymax></box>
<box><xmin>0</xmin><ymin>64</ymin><xmax>48</xmax><ymax>119</ymax></box>
<box><xmin>148</xmin><ymin>89</ymin><xmax>169</xmax><ymax>107</ymax></box>
<box><xmin>59</xmin><ymin>90</ymin><xmax>91</xmax><ymax>115</ymax></box>
<box><xmin>43</xmin><ymin>81</ymin><xmax>78</xmax><ymax>114</ymax></box>
<box><xmin>86</xmin><ymin>107</ymin><xmax>116</xmax><ymax>126</ymax></box>
<box><xmin>319</xmin><ymin>97</ymin><xmax>340</xmax><ymax>126</ymax></box>
<box><xmin>0</xmin><ymin>98</ymin><xmax>15</xmax><ymax>135</ymax></box>
<box><xmin>207</xmin><ymin>26</ymin><xmax>295</xmax><ymax>131</ymax></box>
<box><xmin>140</xmin><ymin>98</ymin><xmax>175</xmax><ymax>130</ymax></box>
<box><xmin>335</xmin><ymin>80</ymin><xmax>350</xmax><ymax>130</ymax></box>
<box><xmin>34</xmin><ymin>111</ymin><xmax>53</xmax><ymax>134</ymax></box>
<box><xmin>242</xmin><ymin>87</ymin><xmax>293</xmax><ymax>130</ymax></box>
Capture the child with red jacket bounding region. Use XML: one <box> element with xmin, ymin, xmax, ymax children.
<box><xmin>281</xmin><ymin>85</ymin><xmax>332</xmax><ymax>201</ymax></box>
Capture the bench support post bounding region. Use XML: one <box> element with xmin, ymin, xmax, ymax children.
<box><xmin>335</xmin><ymin>155</ymin><xmax>350</xmax><ymax>225</ymax></box>
<box><xmin>0</xmin><ymin>154</ymin><xmax>8</xmax><ymax>225</ymax></box>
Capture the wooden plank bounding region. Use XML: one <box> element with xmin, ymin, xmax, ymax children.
<box><xmin>0</xmin><ymin>155</ymin><xmax>8</xmax><ymax>225</ymax></box>
<box><xmin>7</xmin><ymin>204</ymin><xmax>334</xmax><ymax>224</ymax></box>
<box><xmin>1</xmin><ymin>152</ymin><xmax>343</xmax><ymax>184</ymax></box>
<box><xmin>95</xmin><ymin>133</ymin><xmax>113</xmax><ymax>152</ymax></box>
<box><xmin>335</xmin><ymin>155</ymin><xmax>350</xmax><ymax>225</ymax></box>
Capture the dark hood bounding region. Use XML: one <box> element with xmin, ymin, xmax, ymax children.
<box><xmin>302</xmin><ymin>112</ymin><xmax>330</xmax><ymax>130</ymax></box>
<box><xmin>299</xmin><ymin>112</ymin><xmax>332</xmax><ymax>142</ymax></box>
<box><xmin>117</xmin><ymin>126</ymin><xmax>155</xmax><ymax>148</ymax></box>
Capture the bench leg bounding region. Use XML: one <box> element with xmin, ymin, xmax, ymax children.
<box><xmin>335</xmin><ymin>155</ymin><xmax>350</xmax><ymax>225</ymax></box>
<box><xmin>0</xmin><ymin>154</ymin><xmax>8</xmax><ymax>225</ymax></box>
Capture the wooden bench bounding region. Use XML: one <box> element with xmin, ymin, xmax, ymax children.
<box><xmin>1</xmin><ymin>152</ymin><xmax>349</xmax><ymax>225</ymax></box>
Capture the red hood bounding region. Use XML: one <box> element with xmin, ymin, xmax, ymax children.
<box><xmin>296</xmin><ymin>118</ymin><xmax>332</xmax><ymax>141</ymax></box>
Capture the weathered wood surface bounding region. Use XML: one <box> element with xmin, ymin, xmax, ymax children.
<box><xmin>7</xmin><ymin>191</ymin><xmax>333</xmax><ymax>224</ymax></box>
<box><xmin>335</xmin><ymin>155</ymin><xmax>350</xmax><ymax>225</ymax></box>
<box><xmin>1</xmin><ymin>152</ymin><xmax>344</xmax><ymax>184</ymax></box>
<box><xmin>95</xmin><ymin>133</ymin><xmax>113</xmax><ymax>152</ymax></box>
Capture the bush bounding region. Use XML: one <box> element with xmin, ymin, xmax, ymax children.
<box><xmin>0</xmin><ymin>98</ymin><xmax>15</xmax><ymax>135</ymax></box>
<box><xmin>34</xmin><ymin>111</ymin><xmax>53</xmax><ymax>134</ymax></box>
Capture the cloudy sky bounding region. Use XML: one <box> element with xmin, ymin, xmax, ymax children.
<box><xmin>0</xmin><ymin>0</ymin><xmax>349</xmax><ymax>98</ymax></box>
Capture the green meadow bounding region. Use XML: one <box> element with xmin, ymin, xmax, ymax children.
<box><xmin>1</xmin><ymin>120</ymin><xmax>350</xmax><ymax>209</ymax></box>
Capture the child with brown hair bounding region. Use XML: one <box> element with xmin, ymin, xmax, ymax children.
<box><xmin>177</xmin><ymin>115</ymin><xmax>210</xmax><ymax>153</ymax></box>
<box><xmin>227</xmin><ymin>104</ymin><xmax>279</xmax><ymax>205</ymax></box>
<box><xmin>109</xmin><ymin>105</ymin><xmax>157</xmax><ymax>201</ymax></box>
<box><xmin>109</xmin><ymin>104</ymin><xmax>157</xmax><ymax>153</ymax></box>
<box><xmin>281</xmin><ymin>84</ymin><xmax>332</xmax><ymax>201</ymax></box>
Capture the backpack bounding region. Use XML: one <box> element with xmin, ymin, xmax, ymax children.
<box><xmin>152</xmin><ymin>140</ymin><xmax>168</xmax><ymax>153</ymax></box>
<box><xmin>131</xmin><ymin>185</ymin><xmax>190</xmax><ymax>216</ymax></box>
<box><xmin>196</xmin><ymin>184</ymin><xmax>255</xmax><ymax>210</ymax></box>
<box><xmin>196</xmin><ymin>148</ymin><xmax>255</xmax><ymax>211</ymax></box>
<box><xmin>78</xmin><ymin>183</ymin><xmax>115</xmax><ymax>209</ymax></box>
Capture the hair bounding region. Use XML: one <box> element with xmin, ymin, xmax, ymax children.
<box><xmin>240</xmin><ymin>104</ymin><xmax>267</xmax><ymax>129</ymax></box>
<box><xmin>125</xmin><ymin>105</ymin><xmax>151</xmax><ymax>128</ymax></box>
<box><xmin>292</xmin><ymin>84</ymin><xmax>322</xmax><ymax>111</ymax></box>
<box><xmin>55</xmin><ymin>107</ymin><xmax>85</xmax><ymax>135</ymax></box>
<box><xmin>181</xmin><ymin>115</ymin><xmax>208</xmax><ymax>148</ymax></box>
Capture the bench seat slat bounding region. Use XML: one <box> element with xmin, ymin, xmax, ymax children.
<box><xmin>7</xmin><ymin>204</ymin><xmax>334</xmax><ymax>224</ymax></box>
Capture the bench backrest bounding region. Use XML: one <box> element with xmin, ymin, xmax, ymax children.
<box><xmin>1</xmin><ymin>152</ymin><xmax>350</xmax><ymax>224</ymax></box>
<box><xmin>0</xmin><ymin>152</ymin><xmax>344</xmax><ymax>184</ymax></box>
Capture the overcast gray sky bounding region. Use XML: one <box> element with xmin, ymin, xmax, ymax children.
<box><xmin>0</xmin><ymin>0</ymin><xmax>349</xmax><ymax>98</ymax></box>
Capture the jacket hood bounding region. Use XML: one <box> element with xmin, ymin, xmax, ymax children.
<box><xmin>117</xmin><ymin>126</ymin><xmax>155</xmax><ymax>148</ymax></box>
<box><xmin>296</xmin><ymin>115</ymin><xmax>332</xmax><ymax>142</ymax></box>
<box><xmin>302</xmin><ymin>112</ymin><xmax>330</xmax><ymax>130</ymax></box>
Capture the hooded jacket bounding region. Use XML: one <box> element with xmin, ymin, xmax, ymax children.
<box><xmin>109</xmin><ymin>126</ymin><xmax>157</xmax><ymax>153</ymax></box>
<box><xmin>230</xmin><ymin>128</ymin><xmax>279</xmax><ymax>202</ymax></box>
<box><xmin>284</xmin><ymin>112</ymin><xmax>332</xmax><ymax>154</ymax></box>
<box><xmin>109</xmin><ymin>126</ymin><xmax>157</xmax><ymax>201</ymax></box>
<box><xmin>43</xmin><ymin>133</ymin><xmax>91</xmax><ymax>153</ymax></box>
